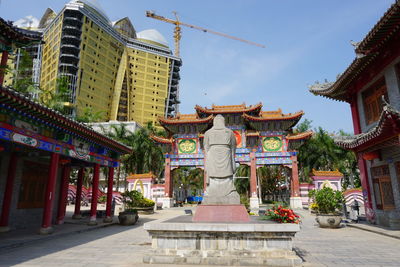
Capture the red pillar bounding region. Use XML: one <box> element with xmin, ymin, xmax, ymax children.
<box><xmin>350</xmin><ymin>96</ymin><xmax>361</xmax><ymax>135</ymax></box>
<box><xmin>358</xmin><ymin>155</ymin><xmax>374</xmax><ymax>220</ymax></box>
<box><xmin>105</xmin><ymin>167</ymin><xmax>114</xmax><ymax>221</ymax></box>
<box><xmin>250</xmin><ymin>152</ymin><xmax>257</xmax><ymax>198</ymax></box>
<box><xmin>40</xmin><ymin>153</ymin><xmax>60</xmax><ymax>234</ymax></box>
<box><xmin>89</xmin><ymin>164</ymin><xmax>100</xmax><ymax>225</ymax></box>
<box><xmin>73</xmin><ymin>168</ymin><xmax>84</xmax><ymax>219</ymax></box>
<box><xmin>290</xmin><ymin>155</ymin><xmax>300</xmax><ymax>197</ymax></box>
<box><xmin>0</xmin><ymin>50</ymin><xmax>9</xmax><ymax>86</ymax></box>
<box><xmin>0</xmin><ymin>153</ymin><xmax>18</xmax><ymax>231</ymax></box>
<box><xmin>56</xmin><ymin>165</ymin><xmax>70</xmax><ymax>224</ymax></box>
<box><xmin>164</xmin><ymin>156</ymin><xmax>172</xmax><ymax>198</ymax></box>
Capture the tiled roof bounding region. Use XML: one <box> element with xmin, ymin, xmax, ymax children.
<box><xmin>158</xmin><ymin>114</ymin><xmax>213</xmax><ymax>125</ymax></box>
<box><xmin>286</xmin><ymin>131</ymin><xmax>313</xmax><ymax>140</ymax></box>
<box><xmin>195</xmin><ymin>103</ymin><xmax>262</xmax><ymax>114</ymax></box>
<box><xmin>0</xmin><ymin>86</ymin><xmax>131</xmax><ymax>153</ymax></box>
<box><xmin>309</xmin><ymin>0</ymin><xmax>400</xmax><ymax>102</ymax></box>
<box><xmin>0</xmin><ymin>17</ymin><xmax>42</xmax><ymax>46</ymax></box>
<box><xmin>311</xmin><ymin>169</ymin><xmax>343</xmax><ymax>177</ymax></box>
<box><xmin>243</xmin><ymin>110</ymin><xmax>304</xmax><ymax>121</ymax></box>
<box><xmin>150</xmin><ymin>134</ymin><xmax>173</xmax><ymax>144</ymax></box>
<box><xmin>334</xmin><ymin>101</ymin><xmax>400</xmax><ymax>150</ymax></box>
<box><xmin>127</xmin><ymin>172</ymin><xmax>156</xmax><ymax>179</ymax></box>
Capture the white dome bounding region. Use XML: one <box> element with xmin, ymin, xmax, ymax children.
<box><xmin>137</xmin><ymin>29</ymin><xmax>168</xmax><ymax>47</ymax></box>
<box><xmin>70</xmin><ymin>0</ymin><xmax>110</xmax><ymax>23</ymax></box>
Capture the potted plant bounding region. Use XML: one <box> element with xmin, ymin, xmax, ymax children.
<box><xmin>124</xmin><ymin>190</ymin><xmax>155</xmax><ymax>214</ymax></box>
<box><xmin>118</xmin><ymin>190</ymin><xmax>139</xmax><ymax>226</ymax></box>
<box><xmin>309</xmin><ymin>185</ymin><xmax>344</xmax><ymax>228</ymax></box>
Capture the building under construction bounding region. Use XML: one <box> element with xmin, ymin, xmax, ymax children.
<box><xmin>3</xmin><ymin>0</ymin><xmax>182</xmax><ymax>126</ymax></box>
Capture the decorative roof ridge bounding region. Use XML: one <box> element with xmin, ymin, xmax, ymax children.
<box><xmin>0</xmin><ymin>86</ymin><xmax>131</xmax><ymax>153</ymax></box>
<box><xmin>311</xmin><ymin>169</ymin><xmax>343</xmax><ymax>177</ymax></box>
<box><xmin>243</xmin><ymin>110</ymin><xmax>304</xmax><ymax>121</ymax></box>
<box><xmin>309</xmin><ymin>1</ymin><xmax>400</xmax><ymax>102</ymax></box>
<box><xmin>334</xmin><ymin>99</ymin><xmax>400</xmax><ymax>148</ymax></box>
<box><xmin>150</xmin><ymin>134</ymin><xmax>173</xmax><ymax>144</ymax></box>
<box><xmin>195</xmin><ymin>103</ymin><xmax>263</xmax><ymax>114</ymax></box>
<box><xmin>286</xmin><ymin>131</ymin><xmax>313</xmax><ymax>140</ymax></box>
<box><xmin>127</xmin><ymin>172</ymin><xmax>156</xmax><ymax>179</ymax></box>
<box><xmin>158</xmin><ymin>114</ymin><xmax>213</xmax><ymax>125</ymax></box>
<box><xmin>0</xmin><ymin>17</ymin><xmax>43</xmax><ymax>41</ymax></box>
<box><xmin>261</xmin><ymin>108</ymin><xmax>282</xmax><ymax>114</ymax></box>
<box><xmin>356</xmin><ymin>0</ymin><xmax>400</xmax><ymax>54</ymax></box>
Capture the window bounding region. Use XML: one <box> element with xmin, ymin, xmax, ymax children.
<box><xmin>371</xmin><ymin>165</ymin><xmax>395</xmax><ymax>210</ymax></box>
<box><xmin>362</xmin><ymin>78</ymin><xmax>388</xmax><ymax>125</ymax></box>
<box><xmin>18</xmin><ymin>161</ymin><xmax>49</xmax><ymax>209</ymax></box>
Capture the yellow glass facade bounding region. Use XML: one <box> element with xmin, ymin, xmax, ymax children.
<box><xmin>36</xmin><ymin>0</ymin><xmax>181</xmax><ymax>125</ymax></box>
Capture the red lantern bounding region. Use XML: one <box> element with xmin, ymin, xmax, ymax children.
<box><xmin>362</xmin><ymin>151</ymin><xmax>380</xmax><ymax>161</ymax></box>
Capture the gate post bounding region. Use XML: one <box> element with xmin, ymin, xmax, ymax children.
<box><xmin>250</xmin><ymin>151</ymin><xmax>259</xmax><ymax>213</ymax></box>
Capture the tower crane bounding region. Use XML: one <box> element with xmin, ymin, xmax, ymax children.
<box><xmin>146</xmin><ymin>11</ymin><xmax>265</xmax><ymax>57</ymax></box>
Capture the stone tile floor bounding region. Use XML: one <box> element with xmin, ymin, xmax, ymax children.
<box><xmin>0</xmin><ymin>206</ymin><xmax>400</xmax><ymax>266</ymax></box>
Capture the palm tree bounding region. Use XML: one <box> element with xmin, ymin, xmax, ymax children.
<box><xmin>234</xmin><ymin>165</ymin><xmax>250</xmax><ymax>196</ymax></box>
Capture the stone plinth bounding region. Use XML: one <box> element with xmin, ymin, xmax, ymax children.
<box><xmin>193</xmin><ymin>205</ymin><xmax>249</xmax><ymax>222</ymax></box>
<box><xmin>143</xmin><ymin>216</ymin><xmax>302</xmax><ymax>266</ymax></box>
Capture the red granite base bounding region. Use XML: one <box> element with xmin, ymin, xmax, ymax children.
<box><xmin>192</xmin><ymin>205</ymin><xmax>250</xmax><ymax>223</ymax></box>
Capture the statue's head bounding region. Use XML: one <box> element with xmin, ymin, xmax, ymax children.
<box><xmin>213</xmin><ymin>114</ymin><xmax>225</xmax><ymax>129</ymax></box>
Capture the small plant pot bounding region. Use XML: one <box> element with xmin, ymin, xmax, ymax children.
<box><xmin>118</xmin><ymin>210</ymin><xmax>139</xmax><ymax>226</ymax></box>
<box><xmin>316</xmin><ymin>214</ymin><xmax>342</xmax><ymax>228</ymax></box>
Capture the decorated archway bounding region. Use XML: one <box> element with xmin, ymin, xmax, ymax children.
<box><xmin>151</xmin><ymin>103</ymin><xmax>312</xmax><ymax>210</ymax></box>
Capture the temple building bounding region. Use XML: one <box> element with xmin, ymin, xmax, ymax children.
<box><xmin>151</xmin><ymin>103</ymin><xmax>312</xmax><ymax>210</ymax></box>
<box><xmin>2</xmin><ymin>0</ymin><xmax>182</xmax><ymax>125</ymax></box>
<box><xmin>310</xmin><ymin>1</ymin><xmax>400</xmax><ymax>228</ymax></box>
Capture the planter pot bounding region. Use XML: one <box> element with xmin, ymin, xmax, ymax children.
<box><xmin>118</xmin><ymin>211</ymin><xmax>139</xmax><ymax>225</ymax></box>
<box><xmin>134</xmin><ymin>206</ymin><xmax>155</xmax><ymax>214</ymax></box>
<box><xmin>316</xmin><ymin>214</ymin><xmax>342</xmax><ymax>228</ymax></box>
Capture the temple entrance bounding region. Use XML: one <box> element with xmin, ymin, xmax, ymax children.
<box><xmin>171</xmin><ymin>167</ymin><xmax>204</xmax><ymax>205</ymax></box>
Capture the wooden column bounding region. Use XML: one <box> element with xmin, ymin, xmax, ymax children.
<box><xmin>89</xmin><ymin>164</ymin><xmax>100</xmax><ymax>225</ymax></box>
<box><xmin>0</xmin><ymin>153</ymin><xmax>18</xmax><ymax>231</ymax></box>
<box><xmin>164</xmin><ymin>156</ymin><xmax>172</xmax><ymax>198</ymax></box>
<box><xmin>0</xmin><ymin>50</ymin><xmax>9</xmax><ymax>86</ymax></box>
<box><xmin>40</xmin><ymin>153</ymin><xmax>60</xmax><ymax>234</ymax></box>
<box><xmin>290</xmin><ymin>155</ymin><xmax>300</xmax><ymax>197</ymax></box>
<box><xmin>105</xmin><ymin>167</ymin><xmax>114</xmax><ymax>221</ymax></box>
<box><xmin>358</xmin><ymin>155</ymin><xmax>373</xmax><ymax>219</ymax></box>
<box><xmin>250</xmin><ymin>152</ymin><xmax>257</xmax><ymax>197</ymax></box>
<box><xmin>56</xmin><ymin>165</ymin><xmax>70</xmax><ymax>224</ymax></box>
<box><xmin>73</xmin><ymin>167</ymin><xmax>84</xmax><ymax>219</ymax></box>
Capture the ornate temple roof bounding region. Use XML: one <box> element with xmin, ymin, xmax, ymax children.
<box><xmin>159</xmin><ymin>114</ymin><xmax>214</xmax><ymax>125</ymax></box>
<box><xmin>311</xmin><ymin>169</ymin><xmax>343</xmax><ymax>177</ymax></box>
<box><xmin>0</xmin><ymin>17</ymin><xmax>42</xmax><ymax>48</ymax></box>
<box><xmin>0</xmin><ymin>85</ymin><xmax>131</xmax><ymax>154</ymax></box>
<box><xmin>334</xmin><ymin>101</ymin><xmax>400</xmax><ymax>151</ymax></box>
<box><xmin>243</xmin><ymin>110</ymin><xmax>304</xmax><ymax>122</ymax></box>
<box><xmin>286</xmin><ymin>131</ymin><xmax>313</xmax><ymax>140</ymax></box>
<box><xmin>195</xmin><ymin>103</ymin><xmax>262</xmax><ymax>116</ymax></box>
<box><xmin>150</xmin><ymin>134</ymin><xmax>173</xmax><ymax>145</ymax></box>
<box><xmin>127</xmin><ymin>172</ymin><xmax>156</xmax><ymax>180</ymax></box>
<box><xmin>309</xmin><ymin>0</ymin><xmax>400</xmax><ymax>102</ymax></box>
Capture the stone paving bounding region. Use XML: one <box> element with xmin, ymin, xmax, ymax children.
<box><xmin>0</xmin><ymin>207</ymin><xmax>400</xmax><ymax>266</ymax></box>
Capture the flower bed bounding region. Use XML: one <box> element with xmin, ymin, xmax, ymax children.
<box><xmin>262</xmin><ymin>206</ymin><xmax>300</xmax><ymax>224</ymax></box>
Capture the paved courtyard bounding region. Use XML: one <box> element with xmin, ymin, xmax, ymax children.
<box><xmin>0</xmin><ymin>207</ymin><xmax>400</xmax><ymax>267</ymax></box>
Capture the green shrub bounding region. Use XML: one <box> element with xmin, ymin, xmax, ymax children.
<box><xmin>121</xmin><ymin>190</ymin><xmax>155</xmax><ymax>209</ymax></box>
<box><xmin>309</xmin><ymin>186</ymin><xmax>344</xmax><ymax>214</ymax></box>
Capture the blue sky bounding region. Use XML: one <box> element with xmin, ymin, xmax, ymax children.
<box><xmin>0</xmin><ymin>0</ymin><xmax>395</xmax><ymax>133</ymax></box>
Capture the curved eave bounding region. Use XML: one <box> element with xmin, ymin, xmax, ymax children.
<box><xmin>158</xmin><ymin>115</ymin><xmax>214</xmax><ymax>125</ymax></box>
<box><xmin>334</xmin><ymin>103</ymin><xmax>400</xmax><ymax>151</ymax></box>
<box><xmin>150</xmin><ymin>134</ymin><xmax>173</xmax><ymax>145</ymax></box>
<box><xmin>356</xmin><ymin>1</ymin><xmax>400</xmax><ymax>54</ymax></box>
<box><xmin>0</xmin><ymin>17</ymin><xmax>42</xmax><ymax>45</ymax></box>
<box><xmin>286</xmin><ymin>131</ymin><xmax>313</xmax><ymax>141</ymax></box>
<box><xmin>195</xmin><ymin>103</ymin><xmax>263</xmax><ymax>115</ymax></box>
<box><xmin>0</xmin><ymin>86</ymin><xmax>131</xmax><ymax>154</ymax></box>
<box><xmin>243</xmin><ymin>111</ymin><xmax>304</xmax><ymax>122</ymax></box>
<box><xmin>311</xmin><ymin>169</ymin><xmax>343</xmax><ymax>177</ymax></box>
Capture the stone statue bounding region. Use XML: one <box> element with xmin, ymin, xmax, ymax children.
<box><xmin>203</xmin><ymin>115</ymin><xmax>240</xmax><ymax>205</ymax></box>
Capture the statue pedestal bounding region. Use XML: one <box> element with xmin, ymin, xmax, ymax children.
<box><xmin>143</xmin><ymin>215</ymin><xmax>301</xmax><ymax>266</ymax></box>
<box><xmin>193</xmin><ymin>205</ymin><xmax>249</xmax><ymax>222</ymax></box>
